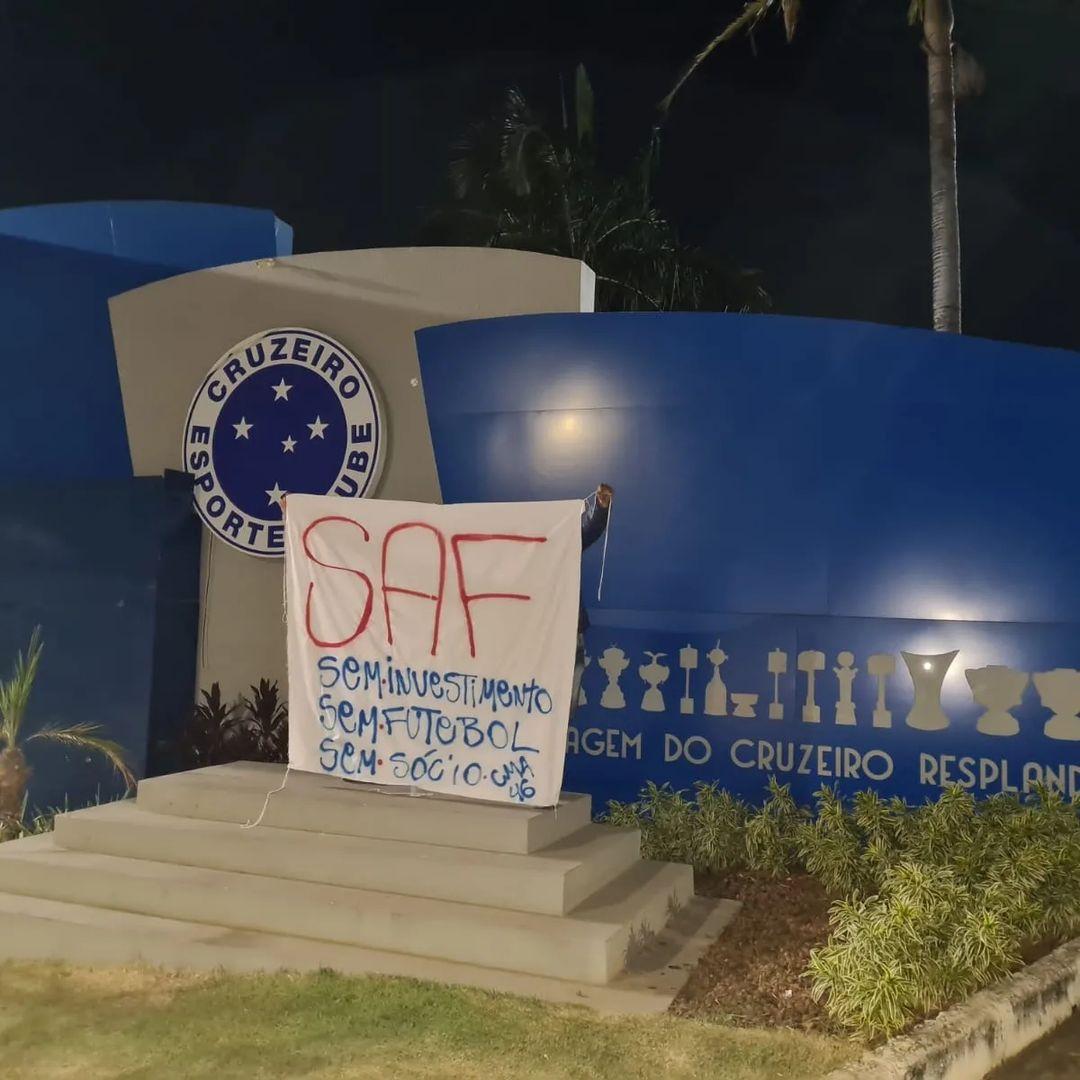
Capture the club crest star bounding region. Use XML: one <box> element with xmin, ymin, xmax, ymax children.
<box><xmin>233</xmin><ymin>417</ymin><xmax>253</xmax><ymax>439</ymax></box>
<box><xmin>271</xmin><ymin>378</ymin><xmax>292</xmax><ymax>401</ymax></box>
<box><xmin>281</xmin><ymin>436</ymin><xmax>297</xmax><ymax>453</ymax></box>
<box><xmin>307</xmin><ymin>416</ymin><xmax>328</xmax><ymax>439</ymax></box>
<box><xmin>266</xmin><ymin>482</ymin><xmax>286</xmax><ymax>507</ymax></box>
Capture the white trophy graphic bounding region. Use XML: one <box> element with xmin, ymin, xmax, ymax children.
<box><xmin>902</xmin><ymin>650</ymin><xmax>958</xmax><ymax>731</ymax></box>
<box><xmin>679</xmin><ymin>644</ymin><xmax>699</xmax><ymax>715</ymax></box>
<box><xmin>868</xmin><ymin>653</ymin><xmax>895</xmax><ymax>728</ymax></box>
<box><xmin>767</xmin><ymin>648</ymin><xmax>787</xmax><ymax>720</ymax></box>
<box><xmin>965</xmin><ymin>665</ymin><xmax>1028</xmax><ymax>737</ymax></box>
<box><xmin>834</xmin><ymin>651</ymin><xmax>857</xmax><ymax>726</ymax></box>
<box><xmin>798</xmin><ymin>650</ymin><xmax>825</xmax><ymax>724</ymax></box>
<box><xmin>639</xmin><ymin>651</ymin><xmax>670</xmax><ymax>713</ymax></box>
<box><xmin>578</xmin><ymin>652</ymin><xmax>591</xmax><ymax>706</ymax></box>
<box><xmin>731</xmin><ymin>692</ymin><xmax>759</xmax><ymax>718</ymax></box>
<box><xmin>599</xmin><ymin>646</ymin><xmax>629</xmax><ymax>710</ymax></box>
<box><xmin>1034</xmin><ymin>669</ymin><xmax>1080</xmax><ymax>742</ymax></box>
<box><xmin>704</xmin><ymin>643</ymin><xmax>729</xmax><ymax>717</ymax></box>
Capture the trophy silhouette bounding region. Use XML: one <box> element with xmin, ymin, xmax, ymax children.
<box><xmin>767</xmin><ymin>649</ymin><xmax>787</xmax><ymax>720</ymax></box>
<box><xmin>731</xmin><ymin>693</ymin><xmax>759</xmax><ymax>718</ymax></box>
<box><xmin>599</xmin><ymin>646</ymin><xmax>629</xmax><ymax>710</ymax></box>
<box><xmin>679</xmin><ymin>644</ymin><xmax>699</xmax><ymax>715</ymax></box>
<box><xmin>965</xmin><ymin>665</ymin><xmax>1027</xmax><ymax>737</ymax></box>
<box><xmin>1034</xmin><ymin>668</ymin><xmax>1080</xmax><ymax>742</ymax></box>
<box><xmin>798</xmin><ymin>650</ymin><xmax>826</xmax><ymax>724</ymax></box>
<box><xmin>639</xmin><ymin>651</ymin><xmax>670</xmax><ymax>713</ymax></box>
<box><xmin>579</xmin><ymin>652</ymin><xmax>591</xmax><ymax>706</ymax></box>
<box><xmin>834</xmin><ymin>651</ymin><xmax>858</xmax><ymax>726</ymax></box>
<box><xmin>868</xmin><ymin>653</ymin><xmax>895</xmax><ymax>728</ymax></box>
<box><xmin>704</xmin><ymin>643</ymin><xmax>729</xmax><ymax>717</ymax></box>
<box><xmin>902</xmin><ymin>650</ymin><xmax>958</xmax><ymax>731</ymax></box>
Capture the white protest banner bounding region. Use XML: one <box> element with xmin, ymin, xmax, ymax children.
<box><xmin>285</xmin><ymin>494</ymin><xmax>583</xmax><ymax>806</ymax></box>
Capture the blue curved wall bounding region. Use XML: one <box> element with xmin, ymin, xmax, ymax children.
<box><xmin>0</xmin><ymin>201</ymin><xmax>290</xmax><ymax>811</ymax></box>
<box><xmin>0</xmin><ymin>201</ymin><xmax>292</xmax><ymax>480</ymax></box>
<box><xmin>417</xmin><ymin>314</ymin><xmax>1080</xmax><ymax>807</ymax></box>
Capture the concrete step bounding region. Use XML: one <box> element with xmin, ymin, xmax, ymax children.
<box><xmin>53</xmin><ymin>801</ymin><xmax>641</xmax><ymax>916</ymax></box>
<box><xmin>0</xmin><ymin>835</ymin><xmax>693</xmax><ymax>984</ymax></box>
<box><xmin>136</xmin><ymin>763</ymin><xmax>592</xmax><ymax>854</ymax></box>
<box><xmin>0</xmin><ymin>889</ymin><xmax>740</xmax><ymax>1015</ymax></box>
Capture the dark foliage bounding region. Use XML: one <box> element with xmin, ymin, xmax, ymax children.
<box><xmin>232</xmin><ymin>679</ymin><xmax>289</xmax><ymax>764</ymax></box>
<box><xmin>424</xmin><ymin>66</ymin><xmax>769</xmax><ymax>314</ymax></box>
<box><xmin>178</xmin><ymin>681</ymin><xmax>288</xmax><ymax>769</ymax></box>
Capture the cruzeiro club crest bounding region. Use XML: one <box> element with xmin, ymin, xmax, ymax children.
<box><xmin>182</xmin><ymin>328</ymin><xmax>384</xmax><ymax>557</ymax></box>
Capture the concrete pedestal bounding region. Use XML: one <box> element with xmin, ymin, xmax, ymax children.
<box><xmin>0</xmin><ymin>763</ymin><xmax>737</xmax><ymax>1012</ymax></box>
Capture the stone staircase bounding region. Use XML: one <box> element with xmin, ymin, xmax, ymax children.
<box><xmin>0</xmin><ymin>763</ymin><xmax>737</xmax><ymax>1012</ymax></box>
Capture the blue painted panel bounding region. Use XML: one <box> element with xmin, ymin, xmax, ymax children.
<box><xmin>0</xmin><ymin>478</ymin><xmax>199</xmax><ymax>812</ymax></box>
<box><xmin>570</xmin><ymin>614</ymin><xmax>1080</xmax><ymax>808</ymax></box>
<box><xmin>0</xmin><ymin>233</ymin><xmax>176</xmax><ymax>479</ymax></box>
<box><xmin>418</xmin><ymin>314</ymin><xmax>1080</xmax><ymax>625</ymax></box>
<box><xmin>0</xmin><ymin>201</ymin><xmax>292</xmax><ymax>481</ymax></box>
<box><xmin>0</xmin><ymin>201</ymin><xmax>291</xmax><ymax>271</ymax></box>
<box><xmin>417</xmin><ymin>313</ymin><xmax>1080</xmax><ymax>804</ymax></box>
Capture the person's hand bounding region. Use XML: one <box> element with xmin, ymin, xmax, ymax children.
<box><xmin>597</xmin><ymin>483</ymin><xmax>614</xmax><ymax>508</ymax></box>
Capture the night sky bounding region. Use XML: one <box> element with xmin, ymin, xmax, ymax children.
<box><xmin>1</xmin><ymin>0</ymin><xmax>1076</xmax><ymax>350</ymax></box>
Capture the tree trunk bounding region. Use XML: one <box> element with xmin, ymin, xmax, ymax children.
<box><xmin>0</xmin><ymin>746</ymin><xmax>31</xmax><ymax>836</ymax></box>
<box><xmin>924</xmin><ymin>0</ymin><xmax>961</xmax><ymax>333</ymax></box>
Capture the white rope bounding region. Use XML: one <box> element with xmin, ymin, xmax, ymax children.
<box><xmin>281</xmin><ymin>500</ymin><xmax>289</xmax><ymax>623</ymax></box>
<box><xmin>199</xmin><ymin>536</ymin><xmax>214</xmax><ymax>669</ymax></box>
<box><xmin>584</xmin><ymin>490</ymin><xmax>612</xmax><ymax>602</ymax></box>
<box><xmin>241</xmin><ymin>766</ymin><xmax>291</xmax><ymax>829</ymax></box>
<box><xmin>597</xmin><ymin>494</ymin><xmax>611</xmax><ymax>602</ymax></box>
<box><xmin>281</xmin><ymin>548</ymin><xmax>288</xmax><ymax>623</ymax></box>
<box><xmin>247</xmin><ymin>505</ymin><xmax>293</xmax><ymax>829</ymax></box>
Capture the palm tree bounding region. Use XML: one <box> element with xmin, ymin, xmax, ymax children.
<box><xmin>0</xmin><ymin>628</ymin><xmax>135</xmax><ymax>836</ymax></box>
<box><xmin>425</xmin><ymin>66</ymin><xmax>769</xmax><ymax>313</ymax></box>
<box><xmin>662</xmin><ymin>0</ymin><xmax>980</xmax><ymax>333</ymax></box>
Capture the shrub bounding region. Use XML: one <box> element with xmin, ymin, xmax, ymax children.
<box><xmin>744</xmin><ymin>777</ymin><xmax>805</xmax><ymax>878</ymax></box>
<box><xmin>606</xmin><ymin>781</ymin><xmax>749</xmax><ymax>872</ymax></box>
<box><xmin>690</xmin><ymin>782</ymin><xmax>749</xmax><ymax>873</ymax></box>
<box><xmin>178</xmin><ymin>681</ymin><xmax>289</xmax><ymax>769</ymax></box>
<box><xmin>807</xmin><ymin>860</ymin><xmax>1024</xmax><ymax>1039</ymax></box>
<box><xmin>796</xmin><ymin>786</ymin><xmax>869</xmax><ymax>896</ymax></box>
<box><xmin>233</xmin><ymin>679</ymin><xmax>288</xmax><ymax>763</ymax></box>
<box><xmin>606</xmin><ymin>781</ymin><xmax>694</xmax><ymax>863</ymax></box>
<box><xmin>808</xmin><ymin>784</ymin><xmax>1080</xmax><ymax>1039</ymax></box>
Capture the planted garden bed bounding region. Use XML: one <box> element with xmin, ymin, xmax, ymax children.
<box><xmin>604</xmin><ymin>780</ymin><xmax>1080</xmax><ymax>1043</ymax></box>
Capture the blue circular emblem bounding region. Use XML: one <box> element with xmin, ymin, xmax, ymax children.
<box><xmin>182</xmin><ymin>328</ymin><xmax>384</xmax><ymax>557</ymax></box>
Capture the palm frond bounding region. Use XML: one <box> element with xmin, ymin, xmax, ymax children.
<box><xmin>0</xmin><ymin>627</ymin><xmax>43</xmax><ymax>749</ymax></box>
<box><xmin>659</xmin><ymin>0</ymin><xmax>781</xmax><ymax>116</ymax></box>
<box><xmin>781</xmin><ymin>0</ymin><xmax>803</xmax><ymax>41</ymax></box>
<box><xmin>27</xmin><ymin>722</ymin><xmax>135</xmax><ymax>790</ymax></box>
<box><xmin>426</xmin><ymin>69</ymin><xmax>770</xmax><ymax>314</ymax></box>
<box><xmin>574</xmin><ymin>63</ymin><xmax>595</xmax><ymax>149</ymax></box>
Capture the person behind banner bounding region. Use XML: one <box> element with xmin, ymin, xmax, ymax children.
<box><xmin>571</xmin><ymin>483</ymin><xmax>613</xmax><ymax>722</ymax></box>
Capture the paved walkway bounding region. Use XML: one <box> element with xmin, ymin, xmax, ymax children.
<box><xmin>989</xmin><ymin>1011</ymin><xmax>1080</xmax><ymax>1078</ymax></box>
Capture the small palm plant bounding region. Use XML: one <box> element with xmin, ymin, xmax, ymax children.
<box><xmin>0</xmin><ymin>628</ymin><xmax>134</xmax><ymax>837</ymax></box>
<box><xmin>180</xmin><ymin>683</ymin><xmax>239</xmax><ymax>769</ymax></box>
<box><xmin>232</xmin><ymin>679</ymin><xmax>288</xmax><ymax>764</ymax></box>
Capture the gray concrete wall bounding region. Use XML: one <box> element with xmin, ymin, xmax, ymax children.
<box><xmin>109</xmin><ymin>247</ymin><xmax>594</xmax><ymax>697</ymax></box>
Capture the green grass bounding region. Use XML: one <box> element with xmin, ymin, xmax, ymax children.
<box><xmin>0</xmin><ymin>963</ymin><xmax>853</xmax><ymax>1079</ymax></box>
